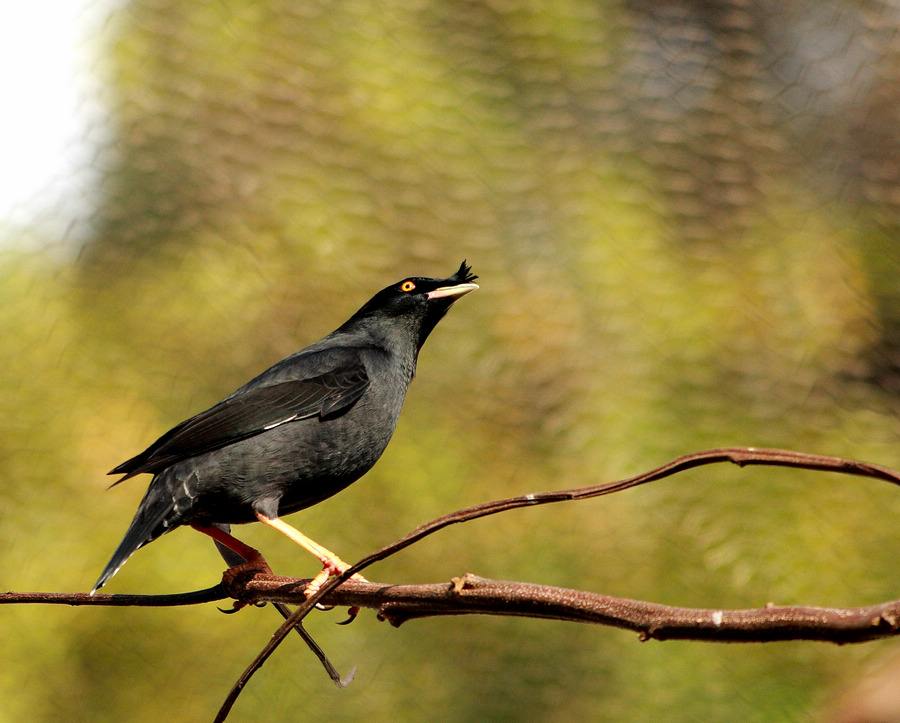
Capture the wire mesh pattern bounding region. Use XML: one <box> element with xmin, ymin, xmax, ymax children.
<box><xmin>1</xmin><ymin>1</ymin><xmax>898</xmax><ymax>721</ymax></box>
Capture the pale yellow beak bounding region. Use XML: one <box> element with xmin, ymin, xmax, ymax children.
<box><xmin>426</xmin><ymin>283</ymin><xmax>479</xmax><ymax>301</ymax></box>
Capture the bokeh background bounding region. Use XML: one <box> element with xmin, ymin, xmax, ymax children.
<box><xmin>2</xmin><ymin>1</ymin><xmax>899</xmax><ymax>721</ymax></box>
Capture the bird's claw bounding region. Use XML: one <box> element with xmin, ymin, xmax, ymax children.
<box><xmin>218</xmin><ymin>600</ymin><xmax>251</xmax><ymax>614</ymax></box>
<box><xmin>337</xmin><ymin>606</ymin><xmax>361</xmax><ymax>625</ymax></box>
<box><xmin>304</xmin><ymin>562</ymin><xmax>369</xmax><ymax>600</ymax></box>
<box><xmin>322</xmin><ymin>559</ymin><xmax>345</xmax><ymax>576</ymax></box>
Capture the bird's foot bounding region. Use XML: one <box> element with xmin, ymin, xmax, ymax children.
<box><xmin>303</xmin><ymin>567</ymin><xmax>332</xmax><ymax>599</ymax></box>
<box><xmin>322</xmin><ymin>555</ymin><xmax>370</xmax><ymax>583</ymax></box>
<box><xmin>219</xmin><ymin>553</ymin><xmax>275</xmax><ymax>613</ymax></box>
<box><xmin>218</xmin><ymin>599</ymin><xmax>267</xmax><ymax>615</ymax></box>
<box><xmin>304</xmin><ymin>566</ymin><xmax>364</xmax><ymax>624</ymax></box>
<box><xmin>222</xmin><ymin>552</ymin><xmax>273</xmax><ymax>584</ymax></box>
<box><xmin>303</xmin><ymin>558</ymin><xmax>369</xmax><ymax>599</ymax></box>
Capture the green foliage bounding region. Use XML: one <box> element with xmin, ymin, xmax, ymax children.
<box><xmin>1</xmin><ymin>0</ymin><xmax>898</xmax><ymax>720</ymax></box>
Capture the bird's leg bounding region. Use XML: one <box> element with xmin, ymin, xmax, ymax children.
<box><xmin>254</xmin><ymin>513</ymin><xmax>369</xmax><ymax>597</ymax></box>
<box><xmin>192</xmin><ymin>523</ymin><xmax>276</xmax><ymax>613</ymax></box>
<box><xmin>199</xmin><ymin>523</ymin><xmax>276</xmax><ymax>614</ymax></box>
<box><xmin>192</xmin><ymin>523</ymin><xmax>273</xmax><ymax>578</ymax></box>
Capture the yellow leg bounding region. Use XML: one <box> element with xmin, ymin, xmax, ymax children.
<box><xmin>255</xmin><ymin>513</ymin><xmax>368</xmax><ymax>596</ymax></box>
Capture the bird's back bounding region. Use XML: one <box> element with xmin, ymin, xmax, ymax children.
<box><xmin>159</xmin><ymin>341</ymin><xmax>412</xmax><ymax>525</ymax></box>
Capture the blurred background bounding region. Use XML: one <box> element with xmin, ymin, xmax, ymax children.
<box><xmin>1</xmin><ymin>0</ymin><xmax>898</xmax><ymax>720</ymax></box>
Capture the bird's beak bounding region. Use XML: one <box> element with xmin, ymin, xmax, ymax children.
<box><xmin>426</xmin><ymin>283</ymin><xmax>479</xmax><ymax>301</ymax></box>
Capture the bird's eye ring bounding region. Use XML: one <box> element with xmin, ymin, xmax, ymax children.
<box><xmin>400</xmin><ymin>280</ymin><xmax>416</xmax><ymax>292</ymax></box>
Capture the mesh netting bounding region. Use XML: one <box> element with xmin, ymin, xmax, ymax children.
<box><xmin>1</xmin><ymin>1</ymin><xmax>898</xmax><ymax>721</ymax></box>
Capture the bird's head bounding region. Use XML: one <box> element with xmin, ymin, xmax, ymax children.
<box><xmin>340</xmin><ymin>260</ymin><xmax>478</xmax><ymax>352</ymax></box>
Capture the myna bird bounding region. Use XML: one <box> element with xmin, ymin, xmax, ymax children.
<box><xmin>92</xmin><ymin>261</ymin><xmax>478</xmax><ymax>595</ymax></box>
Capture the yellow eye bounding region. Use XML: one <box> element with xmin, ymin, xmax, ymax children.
<box><xmin>400</xmin><ymin>280</ymin><xmax>416</xmax><ymax>292</ymax></box>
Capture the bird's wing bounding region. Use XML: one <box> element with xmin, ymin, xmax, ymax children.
<box><xmin>108</xmin><ymin>358</ymin><xmax>369</xmax><ymax>482</ymax></box>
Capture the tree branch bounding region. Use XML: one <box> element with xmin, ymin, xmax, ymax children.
<box><xmin>213</xmin><ymin>447</ymin><xmax>900</xmax><ymax>721</ymax></box>
<box><xmin>6</xmin><ymin>573</ymin><xmax>898</xmax><ymax>645</ymax></box>
<box><xmin>237</xmin><ymin>573</ymin><xmax>900</xmax><ymax>644</ymax></box>
<box><xmin>3</xmin><ymin>447</ymin><xmax>898</xmax><ymax>722</ymax></box>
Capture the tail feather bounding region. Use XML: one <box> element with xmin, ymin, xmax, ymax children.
<box><xmin>91</xmin><ymin>484</ymin><xmax>176</xmax><ymax>594</ymax></box>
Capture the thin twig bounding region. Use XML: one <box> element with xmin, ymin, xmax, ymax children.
<box><xmin>271</xmin><ymin>602</ymin><xmax>355</xmax><ymax>688</ymax></box>
<box><xmin>0</xmin><ymin>586</ymin><xmax>227</xmax><ymax>606</ymax></box>
<box><xmin>211</xmin><ymin>525</ymin><xmax>353</xmax><ymax>688</ymax></box>
<box><xmin>213</xmin><ymin>447</ymin><xmax>900</xmax><ymax>721</ymax></box>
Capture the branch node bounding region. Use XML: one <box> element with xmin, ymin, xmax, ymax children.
<box><xmin>451</xmin><ymin>573</ymin><xmax>478</xmax><ymax>594</ymax></box>
<box><xmin>376</xmin><ymin>604</ymin><xmax>407</xmax><ymax>628</ymax></box>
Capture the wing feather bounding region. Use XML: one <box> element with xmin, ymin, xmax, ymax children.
<box><xmin>108</xmin><ymin>358</ymin><xmax>369</xmax><ymax>482</ymax></box>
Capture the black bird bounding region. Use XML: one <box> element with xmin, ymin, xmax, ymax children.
<box><xmin>92</xmin><ymin>261</ymin><xmax>478</xmax><ymax>594</ymax></box>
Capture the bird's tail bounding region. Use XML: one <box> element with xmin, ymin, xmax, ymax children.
<box><xmin>91</xmin><ymin>481</ymin><xmax>177</xmax><ymax>594</ymax></box>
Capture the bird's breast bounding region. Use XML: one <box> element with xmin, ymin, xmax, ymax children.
<box><xmin>268</xmin><ymin>365</ymin><xmax>408</xmax><ymax>513</ymax></box>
